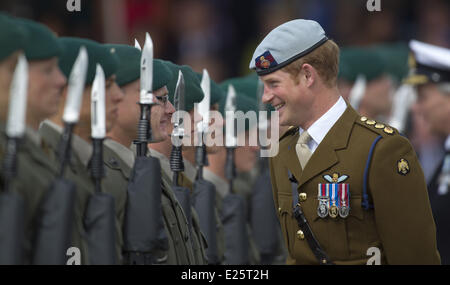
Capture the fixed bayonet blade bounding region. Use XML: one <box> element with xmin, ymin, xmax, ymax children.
<box><xmin>225</xmin><ymin>84</ymin><xmax>237</xmax><ymax>148</ymax></box>
<box><xmin>63</xmin><ymin>46</ymin><xmax>88</xmax><ymax>124</ymax></box>
<box><xmin>197</xmin><ymin>69</ymin><xmax>211</xmax><ymax>133</ymax></box>
<box><xmin>91</xmin><ymin>64</ymin><xmax>106</xmax><ymax>139</ymax></box>
<box><xmin>140</xmin><ymin>32</ymin><xmax>154</xmax><ymax>104</ymax></box>
<box><xmin>134</xmin><ymin>39</ymin><xmax>141</xmax><ymax>51</ymax></box>
<box><xmin>172</xmin><ymin>70</ymin><xmax>185</xmax><ymax>137</ymax></box>
<box><xmin>6</xmin><ymin>53</ymin><xmax>28</xmax><ymax>138</ymax></box>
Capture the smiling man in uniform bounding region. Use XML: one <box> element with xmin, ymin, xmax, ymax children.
<box><xmin>249</xmin><ymin>19</ymin><xmax>440</xmax><ymax>265</ymax></box>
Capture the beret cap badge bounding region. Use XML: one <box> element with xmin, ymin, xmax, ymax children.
<box><xmin>255</xmin><ymin>51</ymin><xmax>277</xmax><ymax>70</ymax></box>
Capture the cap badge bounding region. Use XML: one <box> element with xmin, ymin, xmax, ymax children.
<box><xmin>255</xmin><ymin>51</ymin><xmax>277</xmax><ymax>69</ymax></box>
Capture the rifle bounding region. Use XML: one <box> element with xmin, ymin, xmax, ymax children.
<box><xmin>84</xmin><ymin>64</ymin><xmax>117</xmax><ymax>264</ymax></box>
<box><xmin>0</xmin><ymin>54</ymin><xmax>27</xmax><ymax>264</ymax></box>
<box><xmin>222</xmin><ymin>84</ymin><xmax>249</xmax><ymax>265</ymax></box>
<box><xmin>124</xmin><ymin>33</ymin><xmax>167</xmax><ymax>264</ymax></box>
<box><xmin>32</xmin><ymin>47</ymin><xmax>87</xmax><ymax>264</ymax></box>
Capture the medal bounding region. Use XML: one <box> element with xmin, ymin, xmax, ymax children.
<box><xmin>329</xmin><ymin>184</ymin><xmax>338</xmax><ymax>219</ymax></box>
<box><xmin>317</xmin><ymin>184</ymin><xmax>329</xmax><ymax>218</ymax></box>
<box><xmin>338</xmin><ymin>183</ymin><xmax>350</xmax><ymax>218</ymax></box>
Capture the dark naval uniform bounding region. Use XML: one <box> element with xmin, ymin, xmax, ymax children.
<box><xmin>270</xmin><ymin>105</ymin><xmax>441</xmax><ymax>264</ymax></box>
<box><xmin>427</xmin><ymin>138</ymin><xmax>450</xmax><ymax>264</ymax></box>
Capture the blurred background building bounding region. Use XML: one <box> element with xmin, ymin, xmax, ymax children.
<box><xmin>1</xmin><ymin>0</ymin><xmax>448</xmax><ymax>81</ymax></box>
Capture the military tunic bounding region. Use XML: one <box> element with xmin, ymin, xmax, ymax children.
<box><xmin>203</xmin><ymin>168</ymin><xmax>260</xmax><ymax>265</ymax></box>
<box><xmin>183</xmin><ymin>158</ymin><xmax>224</xmax><ymax>264</ymax></box>
<box><xmin>40</xmin><ymin>122</ymin><xmax>124</xmax><ymax>264</ymax></box>
<box><xmin>148</xmin><ymin>148</ymin><xmax>207</xmax><ymax>264</ymax></box>
<box><xmin>1</xmin><ymin>124</ymin><xmax>91</xmax><ymax>264</ymax></box>
<box><xmin>270</xmin><ymin>104</ymin><xmax>441</xmax><ymax>264</ymax></box>
<box><xmin>101</xmin><ymin>141</ymin><xmax>196</xmax><ymax>264</ymax></box>
<box><xmin>39</xmin><ymin>120</ymin><xmax>97</xmax><ymax>264</ymax></box>
<box><xmin>1</xmin><ymin>126</ymin><xmax>59</xmax><ymax>264</ymax></box>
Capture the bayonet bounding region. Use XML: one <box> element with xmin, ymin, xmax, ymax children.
<box><xmin>91</xmin><ymin>64</ymin><xmax>106</xmax><ymax>140</ymax></box>
<box><xmin>63</xmin><ymin>46</ymin><xmax>88</xmax><ymax>124</ymax></box>
<box><xmin>172</xmin><ymin>70</ymin><xmax>185</xmax><ymax>138</ymax></box>
<box><xmin>170</xmin><ymin>70</ymin><xmax>186</xmax><ymax>186</ymax></box>
<box><xmin>6</xmin><ymin>54</ymin><xmax>28</xmax><ymax>139</ymax></box>
<box><xmin>140</xmin><ymin>33</ymin><xmax>154</xmax><ymax>105</ymax></box>
<box><xmin>134</xmin><ymin>39</ymin><xmax>141</xmax><ymax>51</ymax></box>
<box><xmin>197</xmin><ymin>69</ymin><xmax>211</xmax><ymax>133</ymax></box>
<box><xmin>225</xmin><ymin>84</ymin><xmax>237</xmax><ymax>148</ymax></box>
<box><xmin>135</xmin><ymin>33</ymin><xmax>156</xmax><ymax>156</ymax></box>
<box><xmin>57</xmin><ymin>46</ymin><xmax>88</xmax><ymax>176</ymax></box>
<box><xmin>3</xmin><ymin>53</ymin><xmax>28</xmax><ymax>191</ymax></box>
<box><xmin>348</xmin><ymin>74</ymin><xmax>366</xmax><ymax>110</ymax></box>
<box><xmin>195</xmin><ymin>69</ymin><xmax>211</xmax><ymax>179</ymax></box>
<box><xmin>224</xmin><ymin>84</ymin><xmax>237</xmax><ymax>193</ymax></box>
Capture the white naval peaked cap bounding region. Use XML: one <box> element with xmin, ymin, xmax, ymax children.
<box><xmin>409</xmin><ymin>40</ymin><xmax>450</xmax><ymax>71</ymax></box>
<box><xmin>405</xmin><ymin>40</ymin><xmax>450</xmax><ymax>85</ymax></box>
<box><xmin>249</xmin><ymin>19</ymin><xmax>328</xmax><ymax>75</ymax></box>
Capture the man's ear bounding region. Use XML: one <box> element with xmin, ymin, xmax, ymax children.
<box><xmin>301</xmin><ymin>63</ymin><xmax>316</xmax><ymax>88</ymax></box>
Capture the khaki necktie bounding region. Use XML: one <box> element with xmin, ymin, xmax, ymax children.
<box><xmin>296</xmin><ymin>130</ymin><xmax>312</xmax><ymax>170</ymax></box>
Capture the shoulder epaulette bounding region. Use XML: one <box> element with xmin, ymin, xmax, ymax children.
<box><xmin>355</xmin><ymin>116</ymin><xmax>397</xmax><ymax>136</ymax></box>
<box><xmin>280</xmin><ymin>126</ymin><xmax>299</xmax><ymax>141</ymax></box>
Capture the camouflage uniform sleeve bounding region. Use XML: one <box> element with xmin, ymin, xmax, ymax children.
<box><xmin>369</xmin><ymin>134</ymin><xmax>441</xmax><ymax>264</ymax></box>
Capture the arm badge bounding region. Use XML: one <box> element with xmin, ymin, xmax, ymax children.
<box><xmin>397</xmin><ymin>158</ymin><xmax>410</xmax><ymax>175</ymax></box>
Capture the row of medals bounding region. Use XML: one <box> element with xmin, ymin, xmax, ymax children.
<box><xmin>317</xmin><ymin>196</ymin><xmax>349</xmax><ymax>219</ymax></box>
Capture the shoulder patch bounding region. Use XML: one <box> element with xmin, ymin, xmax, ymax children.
<box><xmin>397</xmin><ymin>158</ymin><xmax>410</xmax><ymax>175</ymax></box>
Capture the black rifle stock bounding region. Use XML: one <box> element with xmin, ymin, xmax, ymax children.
<box><xmin>0</xmin><ymin>137</ymin><xmax>25</xmax><ymax>265</ymax></box>
<box><xmin>124</xmin><ymin>102</ymin><xmax>167</xmax><ymax>265</ymax></box>
<box><xmin>32</xmin><ymin>123</ymin><xmax>77</xmax><ymax>265</ymax></box>
<box><xmin>84</xmin><ymin>138</ymin><xmax>117</xmax><ymax>265</ymax></box>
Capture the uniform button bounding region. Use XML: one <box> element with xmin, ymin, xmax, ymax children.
<box><xmin>298</xmin><ymin>193</ymin><xmax>307</xmax><ymax>202</ymax></box>
<box><xmin>296</xmin><ymin>230</ymin><xmax>305</xmax><ymax>240</ymax></box>
<box><xmin>278</xmin><ymin>207</ymin><xmax>282</xmax><ymax>214</ymax></box>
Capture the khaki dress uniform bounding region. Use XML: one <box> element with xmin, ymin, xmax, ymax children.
<box><xmin>270</xmin><ymin>105</ymin><xmax>441</xmax><ymax>264</ymax></box>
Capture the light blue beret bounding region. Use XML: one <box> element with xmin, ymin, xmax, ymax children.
<box><xmin>249</xmin><ymin>19</ymin><xmax>328</xmax><ymax>75</ymax></box>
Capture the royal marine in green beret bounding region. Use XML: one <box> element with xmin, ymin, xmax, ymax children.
<box><xmin>1</xmin><ymin>16</ymin><xmax>71</xmax><ymax>264</ymax></box>
<box><xmin>14</xmin><ymin>17</ymin><xmax>62</xmax><ymax>61</ymax></box>
<box><xmin>0</xmin><ymin>14</ymin><xmax>28</xmax><ymax>62</ymax></box>
<box><xmin>164</xmin><ymin>61</ymin><xmax>204</xmax><ymax>112</ymax></box>
<box><xmin>104</xmin><ymin>49</ymin><xmax>203</xmax><ymax>265</ymax></box>
<box><xmin>40</xmin><ymin>36</ymin><xmax>124</xmax><ymax>264</ymax></box>
<box><xmin>58</xmin><ymin>37</ymin><xmax>119</xmax><ymax>85</ymax></box>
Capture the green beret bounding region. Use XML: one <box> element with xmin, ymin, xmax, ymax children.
<box><xmin>102</xmin><ymin>44</ymin><xmax>173</xmax><ymax>90</ymax></box>
<box><xmin>219</xmin><ymin>92</ymin><xmax>258</xmax><ymax>133</ymax></box>
<box><xmin>58</xmin><ymin>37</ymin><xmax>119</xmax><ymax>85</ymax></box>
<box><xmin>194</xmin><ymin>72</ymin><xmax>224</xmax><ymax>106</ymax></box>
<box><xmin>13</xmin><ymin>17</ymin><xmax>62</xmax><ymax>61</ymax></box>
<box><xmin>372</xmin><ymin>42</ymin><xmax>409</xmax><ymax>82</ymax></box>
<box><xmin>338</xmin><ymin>47</ymin><xmax>386</xmax><ymax>82</ymax></box>
<box><xmin>220</xmin><ymin>73</ymin><xmax>259</xmax><ymax>99</ymax></box>
<box><xmin>164</xmin><ymin>61</ymin><xmax>204</xmax><ymax>112</ymax></box>
<box><xmin>0</xmin><ymin>14</ymin><xmax>28</xmax><ymax>61</ymax></box>
<box><xmin>220</xmin><ymin>73</ymin><xmax>274</xmax><ymax>114</ymax></box>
